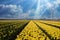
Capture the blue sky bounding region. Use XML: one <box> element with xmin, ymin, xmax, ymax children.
<box><xmin>0</xmin><ymin>0</ymin><xmax>60</xmax><ymax>19</ymax></box>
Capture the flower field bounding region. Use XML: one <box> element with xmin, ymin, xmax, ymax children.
<box><xmin>34</xmin><ymin>20</ymin><xmax>60</xmax><ymax>40</ymax></box>
<box><xmin>0</xmin><ymin>20</ymin><xmax>29</xmax><ymax>40</ymax></box>
<box><xmin>16</xmin><ymin>21</ymin><xmax>50</xmax><ymax>40</ymax></box>
<box><xmin>39</xmin><ymin>20</ymin><xmax>60</xmax><ymax>27</ymax></box>
<box><xmin>0</xmin><ymin>20</ymin><xmax>60</xmax><ymax>40</ymax></box>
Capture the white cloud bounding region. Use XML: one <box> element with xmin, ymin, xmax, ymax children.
<box><xmin>46</xmin><ymin>2</ymin><xmax>53</xmax><ymax>8</ymax></box>
<box><xmin>0</xmin><ymin>4</ymin><xmax>35</xmax><ymax>19</ymax></box>
<box><xmin>0</xmin><ymin>3</ymin><xmax>60</xmax><ymax>19</ymax></box>
<box><xmin>56</xmin><ymin>0</ymin><xmax>60</xmax><ymax>4</ymax></box>
<box><xmin>0</xmin><ymin>4</ymin><xmax>23</xmax><ymax>19</ymax></box>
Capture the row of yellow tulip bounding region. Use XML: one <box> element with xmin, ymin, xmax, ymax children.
<box><xmin>38</xmin><ymin>20</ymin><xmax>60</xmax><ymax>27</ymax></box>
<box><xmin>16</xmin><ymin>21</ymin><xmax>50</xmax><ymax>40</ymax></box>
<box><xmin>0</xmin><ymin>20</ymin><xmax>29</xmax><ymax>40</ymax></box>
<box><xmin>34</xmin><ymin>20</ymin><xmax>60</xmax><ymax>40</ymax></box>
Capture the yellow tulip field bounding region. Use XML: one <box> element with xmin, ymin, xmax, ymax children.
<box><xmin>0</xmin><ymin>20</ymin><xmax>60</xmax><ymax>40</ymax></box>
